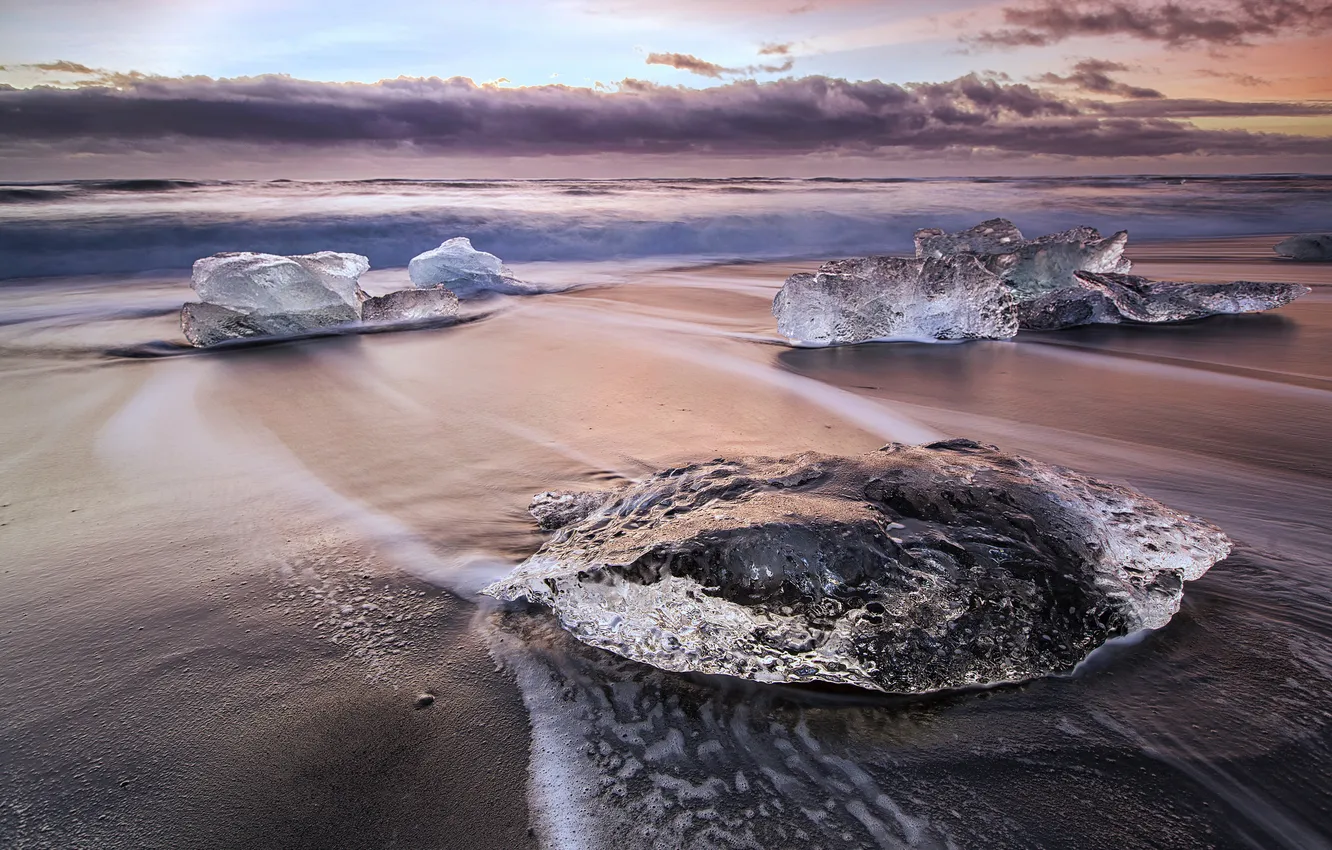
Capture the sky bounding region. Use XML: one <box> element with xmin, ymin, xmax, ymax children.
<box><xmin>0</xmin><ymin>0</ymin><xmax>1330</xmax><ymax>177</ymax></box>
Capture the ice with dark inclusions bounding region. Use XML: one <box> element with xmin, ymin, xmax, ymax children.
<box><xmin>483</xmin><ymin>440</ymin><xmax>1231</xmax><ymax>694</ymax></box>
<box><xmin>1020</xmin><ymin>271</ymin><xmax>1311</xmax><ymax>331</ymax></box>
<box><xmin>916</xmin><ymin>219</ymin><xmax>1132</xmax><ymax>298</ymax></box>
<box><xmin>913</xmin><ymin>219</ymin><xmax>1309</xmax><ymax>329</ymax></box>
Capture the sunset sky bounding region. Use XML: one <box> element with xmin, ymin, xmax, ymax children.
<box><xmin>1</xmin><ymin>0</ymin><xmax>1329</xmax><ymax>177</ymax></box>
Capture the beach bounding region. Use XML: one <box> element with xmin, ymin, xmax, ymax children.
<box><xmin>2</xmin><ymin>227</ymin><xmax>1330</xmax><ymax>847</ymax></box>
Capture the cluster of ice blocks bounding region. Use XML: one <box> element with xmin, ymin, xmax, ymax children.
<box><xmin>773</xmin><ymin>218</ymin><xmax>1310</xmax><ymax>345</ymax></box>
<box><xmin>179</xmin><ymin>225</ymin><xmax>1317</xmax><ymax>351</ymax></box>
<box><xmin>180</xmin><ymin>238</ymin><xmax>517</xmax><ymax>347</ymax></box>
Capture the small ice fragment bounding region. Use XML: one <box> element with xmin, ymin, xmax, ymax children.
<box><xmin>408</xmin><ymin>237</ymin><xmax>535</xmax><ymax>297</ymax></box>
<box><xmin>361</xmin><ymin>286</ymin><xmax>460</xmax><ymax>323</ymax></box>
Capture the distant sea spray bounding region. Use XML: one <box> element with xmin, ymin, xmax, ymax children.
<box><xmin>1</xmin><ymin>175</ymin><xmax>1329</xmax><ymax>279</ymax></box>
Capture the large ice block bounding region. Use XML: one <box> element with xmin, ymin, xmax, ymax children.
<box><xmin>191</xmin><ymin>251</ymin><xmax>369</xmax><ymax>314</ymax></box>
<box><xmin>772</xmin><ymin>255</ymin><xmax>1018</xmax><ymax>345</ymax></box>
<box><xmin>483</xmin><ymin>440</ymin><xmax>1230</xmax><ymax>694</ymax></box>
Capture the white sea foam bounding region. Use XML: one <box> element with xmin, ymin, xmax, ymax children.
<box><xmin>484</xmin><ymin>615</ymin><xmax>954</xmax><ymax>850</ymax></box>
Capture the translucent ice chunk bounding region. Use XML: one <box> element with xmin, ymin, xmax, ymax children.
<box><xmin>987</xmin><ymin>228</ymin><xmax>1132</xmax><ymax>298</ymax></box>
<box><xmin>771</xmin><ymin>255</ymin><xmax>1018</xmax><ymax>345</ymax></box>
<box><xmin>191</xmin><ymin>251</ymin><xmax>368</xmax><ymax>315</ymax></box>
<box><xmin>408</xmin><ymin>237</ymin><xmax>534</xmax><ymax>297</ymax></box>
<box><xmin>917</xmin><ymin>220</ymin><xmax>1133</xmax><ymax>298</ymax></box>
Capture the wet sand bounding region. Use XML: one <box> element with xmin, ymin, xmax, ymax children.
<box><xmin>1</xmin><ymin>238</ymin><xmax>1330</xmax><ymax>848</ymax></box>
<box><xmin>0</xmin><ymin>364</ymin><xmax>537</xmax><ymax>849</ymax></box>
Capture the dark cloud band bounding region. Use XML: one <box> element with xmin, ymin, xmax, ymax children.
<box><xmin>0</xmin><ymin>72</ymin><xmax>1325</xmax><ymax>159</ymax></box>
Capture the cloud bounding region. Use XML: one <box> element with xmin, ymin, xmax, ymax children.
<box><xmin>0</xmin><ymin>60</ymin><xmax>101</xmax><ymax>76</ymax></box>
<box><xmin>1035</xmin><ymin>59</ymin><xmax>1164</xmax><ymax>99</ymax></box>
<box><xmin>31</xmin><ymin>61</ymin><xmax>98</xmax><ymax>75</ymax></box>
<box><xmin>646</xmin><ymin>51</ymin><xmax>795</xmax><ymax>78</ymax></box>
<box><xmin>645</xmin><ymin>52</ymin><xmax>730</xmax><ymax>78</ymax></box>
<box><xmin>756</xmin><ymin>57</ymin><xmax>797</xmax><ymax>74</ymax></box>
<box><xmin>974</xmin><ymin>0</ymin><xmax>1332</xmax><ymax>48</ymax></box>
<box><xmin>758</xmin><ymin>42</ymin><xmax>795</xmax><ymax>55</ymax></box>
<box><xmin>0</xmin><ymin>71</ymin><xmax>1325</xmax><ymax>161</ymax></box>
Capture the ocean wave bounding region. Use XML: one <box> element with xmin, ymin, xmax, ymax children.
<box><xmin>558</xmin><ymin>187</ymin><xmax>618</xmax><ymax>196</ymax></box>
<box><xmin>0</xmin><ymin>211</ymin><xmax>1315</xmax><ymax>280</ymax></box>
<box><xmin>809</xmin><ymin>176</ymin><xmax>922</xmax><ymax>183</ymax></box>
<box><xmin>2</xmin><ymin>176</ymin><xmax>1329</xmax><ymax>279</ymax></box>
<box><xmin>88</xmin><ymin>179</ymin><xmax>208</xmax><ymax>193</ymax></box>
<box><xmin>0</xmin><ymin>187</ymin><xmax>76</xmax><ymax>204</ymax></box>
